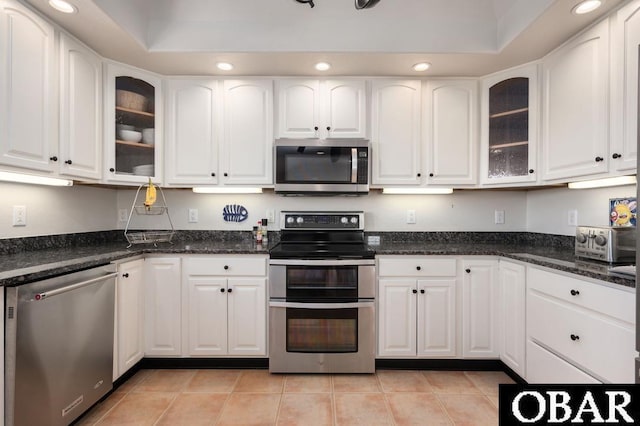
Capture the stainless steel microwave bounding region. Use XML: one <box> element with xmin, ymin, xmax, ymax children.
<box><xmin>274</xmin><ymin>139</ymin><xmax>370</xmax><ymax>195</ymax></box>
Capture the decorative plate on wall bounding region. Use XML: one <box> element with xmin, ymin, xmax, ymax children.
<box><xmin>223</xmin><ymin>204</ymin><xmax>249</xmax><ymax>222</ymax></box>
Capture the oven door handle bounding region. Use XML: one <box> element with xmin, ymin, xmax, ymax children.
<box><xmin>269</xmin><ymin>301</ymin><xmax>374</xmax><ymax>309</ymax></box>
<box><xmin>269</xmin><ymin>259</ymin><xmax>375</xmax><ymax>266</ymax></box>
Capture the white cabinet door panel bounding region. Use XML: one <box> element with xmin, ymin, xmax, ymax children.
<box><xmin>186</xmin><ymin>277</ymin><xmax>228</xmax><ymax>355</ymax></box>
<box><xmin>462</xmin><ymin>260</ymin><xmax>499</xmax><ymax>358</ymax></box>
<box><xmin>378</xmin><ymin>279</ymin><xmax>417</xmax><ymax>357</ymax></box>
<box><xmin>145</xmin><ymin>257</ymin><xmax>181</xmax><ymax>356</ymax></box>
<box><xmin>227</xmin><ymin>278</ymin><xmax>266</xmax><ymax>356</ymax></box>
<box><xmin>499</xmin><ymin>261</ymin><xmax>526</xmax><ymax>377</ymax></box>
<box><xmin>276</xmin><ymin>79</ymin><xmax>320</xmax><ymax>138</ymax></box>
<box><xmin>324</xmin><ymin>80</ymin><xmax>367</xmax><ymax>138</ymax></box>
<box><xmin>417</xmin><ymin>279</ymin><xmax>456</xmax><ymax>357</ymax></box>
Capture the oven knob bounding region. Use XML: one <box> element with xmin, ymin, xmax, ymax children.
<box><xmin>576</xmin><ymin>233</ymin><xmax>587</xmax><ymax>244</ymax></box>
<box><xmin>594</xmin><ymin>235</ymin><xmax>607</xmax><ymax>246</ymax></box>
<box><xmin>350</xmin><ymin>217</ymin><xmax>358</xmax><ymax>224</ymax></box>
<box><xmin>341</xmin><ymin>217</ymin><xmax>348</xmax><ymax>224</ymax></box>
<box><xmin>296</xmin><ymin>217</ymin><xmax>304</xmax><ymax>224</ymax></box>
<box><xmin>286</xmin><ymin>217</ymin><xmax>294</xmax><ymax>224</ymax></box>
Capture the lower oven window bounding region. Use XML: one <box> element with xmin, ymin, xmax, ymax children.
<box><xmin>286</xmin><ymin>308</ymin><xmax>358</xmax><ymax>353</ymax></box>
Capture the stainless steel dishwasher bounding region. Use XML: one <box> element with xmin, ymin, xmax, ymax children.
<box><xmin>5</xmin><ymin>264</ymin><xmax>117</xmax><ymax>426</ymax></box>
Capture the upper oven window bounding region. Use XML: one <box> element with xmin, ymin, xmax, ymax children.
<box><xmin>286</xmin><ymin>265</ymin><xmax>358</xmax><ymax>300</ymax></box>
<box><xmin>276</xmin><ymin>146</ymin><xmax>353</xmax><ymax>183</ymax></box>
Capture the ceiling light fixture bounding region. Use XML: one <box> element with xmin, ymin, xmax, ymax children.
<box><xmin>567</xmin><ymin>175</ymin><xmax>636</xmax><ymax>189</ymax></box>
<box><xmin>296</xmin><ymin>0</ymin><xmax>315</xmax><ymax>8</ymax></box>
<box><xmin>48</xmin><ymin>0</ymin><xmax>77</xmax><ymax>13</ymax></box>
<box><xmin>0</xmin><ymin>171</ymin><xmax>73</xmax><ymax>186</ymax></box>
<box><xmin>216</xmin><ymin>62</ymin><xmax>234</xmax><ymax>71</ymax></box>
<box><xmin>382</xmin><ymin>187</ymin><xmax>453</xmax><ymax>195</ymax></box>
<box><xmin>355</xmin><ymin>0</ymin><xmax>380</xmax><ymax>9</ymax></box>
<box><xmin>571</xmin><ymin>0</ymin><xmax>603</xmax><ymax>15</ymax></box>
<box><xmin>192</xmin><ymin>187</ymin><xmax>263</xmax><ymax>194</ymax></box>
<box><xmin>412</xmin><ymin>62</ymin><xmax>431</xmax><ymax>72</ymax></box>
<box><xmin>314</xmin><ymin>62</ymin><xmax>331</xmax><ymax>71</ymax></box>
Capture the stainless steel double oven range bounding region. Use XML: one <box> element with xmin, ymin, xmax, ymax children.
<box><xmin>268</xmin><ymin>211</ymin><xmax>376</xmax><ymax>373</ymax></box>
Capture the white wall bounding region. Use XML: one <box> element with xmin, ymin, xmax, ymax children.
<box><xmin>116</xmin><ymin>188</ymin><xmax>528</xmax><ymax>232</ymax></box>
<box><xmin>0</xmin><ymin>182</ymin><xmax>117</xmax><ymax>238</ymax></box>
<box><xmin>526</xmin><ymin>184</ymin><xmax>637</xmax><ymax>235</ymax></box>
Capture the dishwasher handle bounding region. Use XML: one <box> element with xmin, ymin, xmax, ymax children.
<box><xmin>34</xmin><ymin>272</ymin><xmax>118</xmax><ymax>301</ymax></box>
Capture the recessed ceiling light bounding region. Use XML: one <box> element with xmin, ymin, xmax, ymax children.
<box><xmin>216</xmin><ymin>62</ymin><xmax>234</xmax><ymax>71</ymax></box>
<box><xmin>571</xmin><ymin>0</ymin><xmax>603</xmax><ymax>15</ymax></box>
<box><xmin>412</xmin><ymin>62</ymin><xmax>431</xmax><ymax>72</ymax></box>
<box><xmin>48</xmin><ymin>0</ymin><xmax>77</xmax><ymax>13</ymax></box>
<box><xmin>315</xmin><ymin>62</ymin><xmax>331</xmax><ymax>71</ymax></box>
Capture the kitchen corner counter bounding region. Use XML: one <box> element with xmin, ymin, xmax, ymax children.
<box><xmin>374</xmin><ymin>242</ymin><xmax>635</xmax><ymax>289</ymax></box>
<box><xmin>0</xmin><ymin>240</ymin><xmax>270</xmax><ymax>287</ymax></box>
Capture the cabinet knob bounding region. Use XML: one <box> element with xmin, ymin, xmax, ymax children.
<box><xmin>122</xmin><ymin>273</ymin><xmax>129</xmax><ymax>278</ymax></box>
<box><xmin>417</xmin><ymin>173</ymin><xmax>421</xmax><ymax>177</ymax></box>
<box><xmin>109</xmin><ymin>167</ymin><xmax>115</xmax><ymax>172</ymax></box>
<box><xmin>314</xmin><ymin>126</ymin><xmax>319</xmax><ymax>131</ymax></box>
<box><xmin>227</xmin><ymin>288</ymin><xmax>233</xmax><ymax>293</ymax></box>
<box><xmin>528</xmin><ymin>169</ymin><xmax>534</xmax><ymax>174</ymax></box>
<box><xmin>326</xmin><ymin>126</ymin><xmax>331</xmax><ymax>131</ymax></box>
<box><xmin>612</xmin><ymin>153</ymin><xmax>622</xmax><ymax>159</ymax></box>
<box><xmin>570</xmin><ymin>289</ymin><xmax>580</xmax><ymax>296</ymax></box>
<box><xmin>570</xmin><ymin>334</ymin><xmax>580</xmax><ymax>341</ymax></box>
<box><xmin>211</xmin><ymin>172</ymin><xmax>216</xmax><ymax>177</ymax></box>
<box><xmin>224</xmin><ymin>265</ymin><xmax>229</xmax><ymax>270</ymax></box>
<box><xmin>64</xmin><ymin>160</ymin><xmax>73</xmax><ymax>165</ymax></box>
<box><xmin>224</xmin><ymin>173</ymin><xmax>228</xmax><ymax>177</ymax></box>
<box><xmin>420</xmin><ymin>289</ymin><xmax>425</xmax><ymax>294</ymax></box>
<box><xmin>429</xmin><ymin>173</ymin><xmax>434</xmax><ymax>177</ymax></box>
<box><xmin>220</xmin><ymin>288</ymin><xmax>225</xmax><ymax>293</ymax></box>
<box><xmin>595</xmin><ymin>156</ymin><xmax>604</xmax><ymax>162</ymax></box>
<box><xmin>416</xmin><ymin>266</ymin><xmax>421</xmax><ymax>271</ymax></box>
<box><xmin>412</xmin><ymin>289</ymin><xmax>417</xmax><ymax>294</ymax></box>
<box><xmin>465</xmin><ymin>268</ymin><xmax>471</xmax><ymax>273</ymax></box>
<box><xmin>49</xmin><ymin>156</ymin><xmax>58</xmax><ymax>162</ymax></box>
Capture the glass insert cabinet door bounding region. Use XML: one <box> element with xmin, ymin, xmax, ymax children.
<box><xmin>482</xmin><ymin>64</ymin><xmax>538</xmax><ymax>184</ymax></box>
<box><xmin>105</xmin><ymin>64</ymin><xmax>162</xmax><ymax>183</ymax></box>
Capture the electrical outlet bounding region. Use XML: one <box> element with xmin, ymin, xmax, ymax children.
<box><xmin>188</xmin><ymin>208</ymin><xmax>199</xmax><ymax>223</ymax></box>
<box><xmin>12</xmin><ymin>205</ymin><xmax>26</xmax><ymax>227</ymax></box>
<box><xmin>266</xmin><ymin>209</ymin><xmax>275</xmax><ymax>223</ymax></box>
<box><xmin>367</xmin><ymin>235</ymin><xmax>381</xmax><ymax>246</ymax></box>
<box><xmin>568</xmin><ymin>209</ymin><xmax>578</xmax><ymax>226</ymax></box>
<box><xmin>118</xmin><ymin>209</ymin><xmax>128</xmax><ymax>222</ymax></box>
<box><xmin>494</xmin><ymin>210</ymin><xmax>505</xmax><ymax>225</ymax></box>
<box><xmin>406</xmin><ymin>209</ymin><xmax>416</xmax><ymax>224</ymax></box>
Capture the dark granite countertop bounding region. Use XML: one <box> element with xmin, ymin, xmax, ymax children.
<box><xmin>0</xmin><ymin>232</ymin><xmax>635</xmax><ymax>289</ymax></box>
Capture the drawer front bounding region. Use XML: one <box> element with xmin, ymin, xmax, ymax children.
<box><xmin>526</xmin><ymin>340</ymin><xmax>600</xmax><ymax>384</ymax></box>
<box><xmin>527</xmin><ymin>291</ymin><xmax>635</xmax><ymax>383</ymax></box>
<box><xmin>185</xmin><ymin>256</ymin><xmax>267</xmax><ymax>276</ymax></box>
<box><xmin>378</xmin><ymin>257</ymin><xmax>457</xmax><ymax>277</ymax></box>
<box><xmin>527</xmin><ymin>267</ymin><xmax>635</xmax><ymax>324</ymax></box>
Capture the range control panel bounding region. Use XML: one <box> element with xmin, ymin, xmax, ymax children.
<box><xmin>280</xmin><ymin>211</ymin><xmax>364</xmax><ymax>230</ymax></box>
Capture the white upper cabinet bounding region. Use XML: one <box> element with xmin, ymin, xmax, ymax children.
<box><xmin>222</xmin><ymin>79</ymin><xmax>273</xmax><ymax>185</ymax></box>
<box><xmin>104</xmin><ymin>62</ymin><xmax>163</xmax><ymax>185</ymax></box>
<box><xmin>371</xmin><ymin>80</ymin><xmax>422</xmax><ymax>185</ymax></box>
<box><xmin>480</xmin><ymin>64</ymin><xmax>538</xmax><ymax>186</ymax></box>
<box><xmin>541</xmin><ymin>19</ymin><xmax>609</xmax><ymax>182</ymax></box>
<box><xmin>165</xmin><ymin>79</ymin><xmax>220</xmax><ymax>185</ymax></box>
<box><xmin>0</xmin><ymin>0</ymin><xmax>56</xmax><ymax>173</ymax></box>
<box><xmin>610</xmin><ymin>0</ymin><xmax>640</xmax><ymax>173</ymax></box>
<box><xmin>276</xmin><ymin>79</ymin><xmax>366</xmax><ymax>139</ymax></box>
<box><xmin>59</xmin><ymin>33</ymin><xmax>102</xmax><ymax>181</ymax></box>
<box><xmin>424</xmin><ymin>80</ymin><xmax>478</xmax><ymax>186</ymax></box>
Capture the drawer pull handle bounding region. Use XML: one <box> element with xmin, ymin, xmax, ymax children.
<box><xmin>570</xmin><ymin>334</ymin><xmax>580</xmax><ymax>341</ymax></box>
<box><xmin>220</xmin><ymin>288</ymin><xmax>225</xmax><ymax>293</ymax></box>
<box><xmin>412</xmin><ymin>289</ymin><xmax>417</xmax><ymax>294</ymax></box>
<box><xmin>570</xmin><ymin>289</ymin><xmax>580</xmax><ymax>296</ymax></box>
<box><xmin>122</xmin><ymin>273</ymin><xmax>129</xmax><ymax>278</ymax></box>
<box><xmin>465</xmin><ymin>268</ymin><xmax>471</xmax><ymax>273</ymax></box>
<box><xmin>416</xmin><ymin>266</ymin><xmax>421</xmax><ymax>271</ymax></box>
<box><xmin>420</xmin><ymin>289</ymin><xmax>425</xmax><ymax>294</ymax></box>
<box><xmin>227</xmin><ymin>288</ymin><xmax>233</xmax><ymax>293</ymax></box>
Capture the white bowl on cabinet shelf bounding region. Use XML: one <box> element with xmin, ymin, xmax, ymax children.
<box><xmin>119</xmin><ymin>130</ymin><xmax>142</xmax><ymax>142</ymax></box>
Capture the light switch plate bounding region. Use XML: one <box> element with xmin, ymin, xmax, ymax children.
<box><xmin>568</xmin><ymin>209</ymin><xmax>578</xmax><ymax>226</ymax></box>
<box><xmin>118</xmin><ymin>209</ymin><xmax>128</xmax><ymax>222</ymax></box>
<box><xmin>494</xmin><ymin>210</ymin><xmax>505</xmax><ymax>225</ymax></box>
<box><xmin>406</xmin><ymin>210</ymin><xmax>416</xmax><ymax>224</ymax></box>
<box><xmin>12</xmin><ymin>205</ymin><xmax>26</xmax><ymax>226</ymax></box>
<box><xmin>188</xmin><ymin>208</ymin><xmax>199</xmax><ymax>223</ymax></box>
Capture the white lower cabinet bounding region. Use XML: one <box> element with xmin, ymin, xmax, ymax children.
<box><xmin>377</xmin><ymin>256</ymin><xmax>457</xmax><ymax>358</ymax></box>
<box><xmin>498</xmin><ymin>261</ymin><xmax>526</xmax><ymax>377</ymax></box>
<box><xmin>526</xmin><ymin>266</ymin><xmax>636</xmax><ymax>383</ymax></box>
<box><xmin>114</xmin><ymin>258</ymin><xmax>145</xmax><ymax>380</ymax></box>
<box><xmin>461</xmin><ymin>259</ymin><xmax>499</xmax><ymax>358</ymax></box>
<box><xmin>183</xmin><ymin>256</ymin><xmax>267</xmax><ymax>357</ymax></box>
<box><xmin>144</xmin><ymin>257</ymin><xmax>182</xmax><ymax>356</ymax></box>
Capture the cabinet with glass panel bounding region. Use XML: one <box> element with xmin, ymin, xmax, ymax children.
<box><xmin>480</xmin><ymin>64</ymin><xmax>538</xmax><ymax>185</ymax></box>
<box><xmin>104</xmin><ymin>63</ymin><xmax>163</xmax><ymax>184</ymax></box>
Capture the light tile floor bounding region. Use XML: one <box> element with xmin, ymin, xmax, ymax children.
<box><xmin>76</xmin><ymin>369</ymin><xmax>515</xmax><ymax>426</ymax></box>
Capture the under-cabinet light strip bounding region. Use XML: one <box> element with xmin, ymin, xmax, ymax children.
<box><xmin>382</xmin><ymin>187</ymin><xmax>453</xmax><ymax>195</ymax></box>
<box><xmin>0</xmin><ymin>171</ymin><xmax>73</xmax><ymax>187</ymax></box>
<box><xmin>192</xmin><ymin>187</ymin><xmax>263</xmax><ymax>194</ymax></box>
<box><xmin>567</xmin><ymin>175</ymin><xmax>636</xmax><ymax>189</ymax></box>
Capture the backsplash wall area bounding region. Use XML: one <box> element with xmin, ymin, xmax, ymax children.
<box><xmin>1</xmin><ymin>183</ymin><xmax>636</xmax><ymax>239</ymax></box>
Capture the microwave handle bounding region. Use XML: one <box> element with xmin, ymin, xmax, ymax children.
<box><xmin>351</xmin><ymin>148</ymin><xmax>358</xmax><ymax>183</ymax></box>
